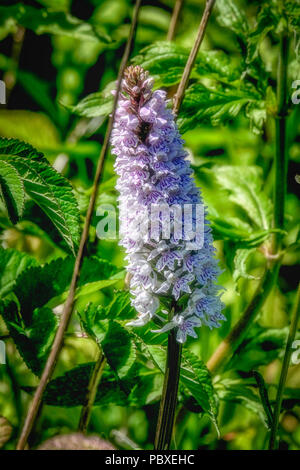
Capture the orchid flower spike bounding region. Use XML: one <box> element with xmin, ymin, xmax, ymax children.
<box><xmin>111</xmin><ymin>65</ymin><xmax>225</xmax><ymax>343</ymax></box>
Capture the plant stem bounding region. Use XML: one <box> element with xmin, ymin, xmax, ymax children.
<box><xmin>269</xmin><ymin>283</ymin><xmax>300</xmax><ymax>450</ymax></box>
<box><xmin>167</xmin><ymin>0</ymin><xmax>184</xmax><ymax>41</ymax></box>
<box><xmin>154</xmin><ymin>329</ymin><xmax>182</xmax><ymax>450</ymax></box>
<box><xmin>207</xmin><ymin>262</ymin><xmax>280</xmax><ymax>374</ymax></box>
<box><xmin>16</xmin><ymin>0</ymin><xmax>142</xmax><ymax>451</ymax></box>
<box><xmin>154</xmin><ymin>1</ymin><xmax>216</xmax><ymax>450</ymax></box>
<box><xmin>173</xmin><ymin>0</ymin><xmax>216</xmax><ymax>115</ymax></box>
<box><xmin>273</xmin><ymin>34</ymin><xmax>289</xmax><ymax>254</ymax></box>
<box><xmin>78</xmin><ymin>350</ymin><xmax>107</xmax><ymax>434</ymax></box>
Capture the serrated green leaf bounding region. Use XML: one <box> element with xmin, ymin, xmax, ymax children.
<box><xmin>0</xmin><ymin>300</ymin><xmax>57</xmax><ymax>376</ymax></box>
<box><xmin>0</xmin><ymin>4</ymin><xmax>111</xmax><ymax>43</ymax></box>
<box><xmin>24</xmin><ymin>363</ymin><xmax>128</xmax><ymax>407</ymax></box>
<box><xmin>0</xmin><ymin>160</ymin><xmax>25</xmax><ymax>224</ymax></box>
<box><xmin>134</xmin><ymin>42</ymin><xmax>241</xmax><ymax>87</ymax></box>
<box><xmin>0</xmin><ymin>137</ymin><xmax>80</xmax><ymax>255</ymax></box>
<box><xmin>13</xmin><ymin>256</ymin><xmax>117</xmax><ymax>324</ymax></box>
<box><xmin>215</xmin><ymin>165</ymin><xmax>272</xmax><ymax>230</ymax></box>
<box><xmin>80</xmin><ymin>304</ymin><xmax>135</xmax><ymax>380</ymax></box>
<box><xmin>102</xmin><ymin>321</ymin><xmax>136</xmax><ymax>380</ymax></box>
<box><xmin>177</xmin><ymin>83</ymin><xmax>251</xmax><ymax>134</ymax></box>
<box><xmin>181</xmin><ymin>350</ymin><xmax>218</xmax><ymax>428</ymax></box>
<box><xmin>24</xmin><ymin>361</ymin><xmax>162</xmax><ymax>407</ymax></box>
<box><xmin>247</xmin><ymin>3</ymin><xmax>280</xmax><ymax>63</ymax></box>
<box><xmin>105</xmin><ymin>290</ymin><xmax>136</xmax><ymax>320</ymax></box>
<box><xmin>233</xmin><ymin>248</ymin><xmax>260</xmax><ymax>283</ymax></box>
<box><xmin>0</xmin><ymin>246</ymin><xmax>37</xmax><ymax>298</ymax></box>
<box><xmin>285</xmin><ymin>1</ymin><xmax>300</xmax><ymax>33</ymax></box>
<box><xmin>216</xmin><ymin>0</ymin><xmax>249</xmax><ymax>36</ymax></box>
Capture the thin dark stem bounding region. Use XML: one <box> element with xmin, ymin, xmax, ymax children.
<box><xmin>173</xmin><ymin>0</ymin><xmax>215</xmax><ymax>115</ymax></box>
<box><xmin>16</xmin><ymin>0</ymin><xmax>142</xmax><ymax>451</ymax></box>
<box><xmin>252</xmin><ymin>371</ymin><xmax>274</xmax><ymax>430</ymax></box>
<box><xmin>154</xmin><ymin>329</ymin><xmax>182</xmax><ymax>450</ymax></box>
<box><xmin>272</xmin><ymin>34</ymin><xmax>289</xmax><ymax>254</ymax></box>
<box><xmin>207</xmin><ymin>262</ymin><xmax>280</xmax><ymax>374</ymax></box>
<box><xmin>78</xmin><ymin>350</ymin><xmax>107</xmax><ymax>434</ymax></box>
<box><xmin>167</xmin><ymin>0</ymin><xmax>184</xmax><ymax>41</ymax></box>
<box><xmin>269</xmin><ymin>283</ymin><xmax>300</xmax><ymax>449</ymax></box>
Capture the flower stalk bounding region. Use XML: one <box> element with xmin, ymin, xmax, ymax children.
<box><xmin>154</xmin><ymin>312</ymin><xmax>182</xmax><ymax>450</ymax></box>
<box><xmin>269</xmin><ymin>282</ymin><xmax>300</xmax><ymax>449</ymax></box>
<box><xmin>78</xmin><ymin>350</ymin><xmax>107</xmax><ymax>434</ymax></box>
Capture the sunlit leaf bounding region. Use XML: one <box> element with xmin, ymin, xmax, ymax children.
<box><xmin>0</xmin><ymin>160</ymin><xmax>25</xmax><ymax>224</ymax></box>
<box><xmin>0</xmin><ymin>137</ymin><xmax>80</xmax><ymax>254</ymax></box>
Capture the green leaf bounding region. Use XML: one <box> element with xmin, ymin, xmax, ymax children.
<box><xmin>80</xmin><ymin>304</ymin><xmax>136</xmax><ymax>380</ymax></box>
<box><xmin>13</xmin><ymin>256</ymin><xmax>117</xmax><ymax>324</ymax></box>
<box><xmin>68</xmin><ymin>83</ymin><xmax>114</xmax><ymax>118</ymax></box>
<box><xmin>24</xmin><ymin>363</ymin><xmax>128</xmax><ymax>407</ymax></box>
<box><xmin>285</xmin><ymin>1</ymin><xmax>300</xmax><ymax>33</ymax></box>
<box><xmin>0</xmin><ymin>137</ymin><xmax>80</xmax><ymax>254</ymax></box>
<box><xmin>215</xmin><ymin>378</ymin><xmax>270</xmax><ymax>428</ymax></box>
<box><xmin>134</xmin><ymin>42</ymin><xmax>241</xmax><ymax>87</ymax></box>
<box><xmin>13</xmin><ymin>257</ymin><xmax>73</xmax><ymax>325</ymax></box>
<box><xmin>0</xmin><ymin>4</ymin><xmax>111</xmax><ymax>43</ymax></box>
<box><xmin>216</xmin><ymin>0</ymin><xmax>249</xmax><ymax>36</ymax></box>
<box><xmin>25</xmin><ymin>361</ymin><xmax>163</xmax><ymax>407</ymax></box>
<box><xmin>180</xmin><ymin>350</ymin><xmax>218</xmax><ymax>428</ymax></box>
<box><xmin>225</xmin><ymin>327</ymin><xmax>293</xmax><ymax>372</ymax></box>
<box><xmin>73</xmin><ymin>42</ymin><xmax>243</xmax><ymax>119</ymax></box>
<box><xmin>245</xmin><ymin>100</ymin><xmax>267</xmax><ymax>135</ymax></box>
<box><xmin>0</xmin><ymin>247</ymin><xmax>37</xmax><ymax>298</ymax></box>
<box><xmin>210</xmin><ymin>215</ymin><xmax>278</xmax><ymax>246</ymax></box>
<box><xmin>0</xmin><ymin>300</ymin><xmax>57</xmax><ymax>376</ymax></box>
<box><xmin>177</xmin><ymin>83</ymin><xmax>252</xmax><ymax>134</ymax></box>
<box><xmin>214</xmin><ymin>165</ymin><xmax>272</xmax><ymax>230</ymax></box>
<box><xmin>247</xmin><ymin>3</ymin><xmax>280</xmax><ymax>63</ymax></box>
<box><xmin>105</xmin><ymin>290</ymin><xmax>136</xmax><ymax>321</ymax></box>
<box><xmin>128</xmin><ymin>370</ymin><xmax>164</xmax><ymax>406</ymax></box>
<box><xmin>233</xmin><ymin>248</ymin><xmax>260</xmax><ymax>283</ymax></box>
<box><xmin>0</xmin><ymin>160</ymin><xmax>25</xmax><ymax>224</ymax></box>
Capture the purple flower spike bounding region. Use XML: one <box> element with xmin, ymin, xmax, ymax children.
<box><xmin>111</xmin><ymin>65</ymin><xmax>225</xmax><ymax>342</ymax></box>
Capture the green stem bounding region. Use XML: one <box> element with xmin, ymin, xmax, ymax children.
<box><xmin>167</xmin><ymin>0</ymin><xmax>184</xmax><ymax>41</ymax></box>
<box><xmin>269</xmin><ymin>283</ymin><xmax>300</xmax><ymax>449</ymax></box>
<box><xmin>154</xmin><ymin>328</ymin><xmax>182</xmax><ymax>450</ymax></box>
<box><xmin>78</xmin><ymin>350</ymin><xmax>107</xmax><ymax>434</ymax></box>
<box><xmin>207</xmin><ymin>262</ymin><xmax>280</xmax><ymax>374</ymax></box>
<box><xmin>273</xmin><ymin>34</ymin><xmax>289</xmax><ymax>253</ymax></box>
